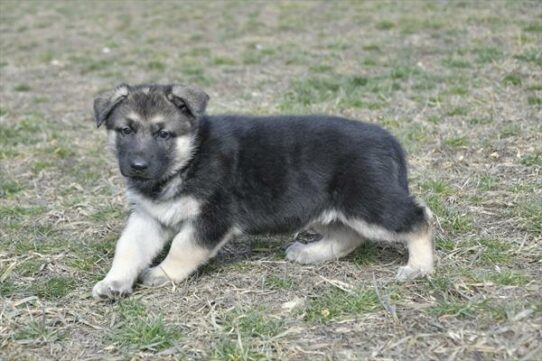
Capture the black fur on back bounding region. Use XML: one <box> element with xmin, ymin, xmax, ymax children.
<box><xmin>133</xmin><ymin>114</ymin><xmax>426</xmax><ymax>248</ymax></box>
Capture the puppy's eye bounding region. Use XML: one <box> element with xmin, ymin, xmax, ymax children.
<box><xmin>177</xmin><ymin>103</ymin><xmax>188</xmax><ymax>113</ymax></box>
<box><xmin>120</xmin><ymin>127</ymin><xmax>132</xmax><ymax>135</ymax></box>
<box><xmin>158</xmin><ymin>129</ymin><xmax>171</xmax><ymax>139</ymax></box>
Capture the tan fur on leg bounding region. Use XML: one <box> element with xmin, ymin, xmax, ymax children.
<box><xmin>396</xmin><ymin>226</ymin><xmax>434</xmax><ymax>281</ymax></box>
<box><xmin>141</xmin><ymin>224</ymin><xmax>234</xmax><ymax>287</ymax></box>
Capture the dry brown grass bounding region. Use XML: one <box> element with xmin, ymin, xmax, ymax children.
<box><xmin>1</xmin><ymin>1</ymin><xmax>541</xmax><ymax>360</ymax></box>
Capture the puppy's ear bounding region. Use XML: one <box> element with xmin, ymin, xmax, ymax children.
<box><xmin>167</xmin><ymin>84</ymin><xmax>209</xmax><ymax>118</ymax></box>
<box><xmin>93</xmin><ymin>84</ymin><xmax>130</xmax><ymax>128</ymax></box>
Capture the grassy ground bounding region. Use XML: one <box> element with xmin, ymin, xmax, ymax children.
<box><xmin>1</xmin><ymin>1</ymin><xmax>541</xmax><ymax>360</ymax></box>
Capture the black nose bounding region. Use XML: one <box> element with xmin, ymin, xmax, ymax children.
<box><xmin>130</xmin><ymin>159</ymin><xmax>148</xmax><ymax>171</ymax></box>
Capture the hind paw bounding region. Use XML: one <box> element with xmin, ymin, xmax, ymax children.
<box><xmin>395</xmin><ymin>265</ymin><xmax>433</xmax><ymax>282</ymax></box>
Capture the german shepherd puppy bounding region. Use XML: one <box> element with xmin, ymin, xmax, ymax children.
<box><xmin>92</xmin><ymin>83</ymin><xmax>434</xmax><ymax>299</ymax></box>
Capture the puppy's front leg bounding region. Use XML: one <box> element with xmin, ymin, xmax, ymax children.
<box><xmin>93</xmin><ymin>211</ymin><xmax>168</xmax><ymax>299</ymax></box>
<box><xmin>140</xmin><ymin>223</ymin><xmax>230</xmax><ymax>287</ymax></box>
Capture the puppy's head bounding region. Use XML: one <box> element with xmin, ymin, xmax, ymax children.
<box><xmin>93</xmin><ymin>84</ymin><xmax>209</xmax><ymax>189</ymax></box>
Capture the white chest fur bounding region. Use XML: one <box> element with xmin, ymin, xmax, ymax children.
<box><xmin>128</xmin><ymin>191</ymin><xmax>201</xmax><ymax>227</ymax></box>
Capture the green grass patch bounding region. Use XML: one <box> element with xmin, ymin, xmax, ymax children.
<box><xmin>424</xmin><ymin>194</ymin><xmax>447</xmax><ymax>216</ymax></box>
<box><xmin>523</xmin><ymin>22</ymin><xmax>542</xmax><ymax>33</ymax></box>
<box><xmin>92</xmin><ymin>234</ymin><xmax>119</xmax><ymax>258</ymax></box>
<box><xmin>13</xmin><ymin>320</ymin><xmax>64</xmax><ymax>343</ymax></box>
<box><xmin>417</xmin><ymin>267</ymin><xmax>464</xmax><ymax>297</ymax></box>
<box><xmin>442</xmin><ymin>56</ymin><xmax>470</xmax><ymax>69</ymax></box>
<box><xmin>0</xmin><ymin>115</ymin><xmax>45</xmax><ymax>148</ymax></box>
<box><xmin>17</xmin><ymin>259</ymin><xmax>43</xmax><ymax>277</ymax></box>
<box><xmin>110</xmin><ymin>299</ymin><xmax>181</xmax><ymax>352</ymax></box>
<box><xmin>448</xmin><ymin>85</ymin><xmax>469</xmax><ymax>96</ymax></box>
<box><xmin>362</xmin><ymin>44</ymin><xmax>380</xmax><ymax>52</ymax></box>
<box><xmin>31</xmin><ymin>276</ymin><xmax>77</xmax><ymax>299</ymax></box>
<box><xmin>189</xmin><ymin>47</ymin><xmax>211</xmax><ymax>57</ymax></box>
<box><xmin>515</xmin><ymin>200</ymin><xmax>542</xmax><ymax>236</ymax></box>
<box><xmin>514</xmin><ymin>49</ymin><xmax>542</xmax><ymax>66</ymax></box>
<box><xmin>0</xmin><ymin>280</ymin><xmax>15</xmax><ymax>297</ymax></box>
<box><xmin>349</xmin><ymin>242</ymin><xmax>378</xmax><ymax>265</ymax></box>
<box><xmin>147</xmin><ymin>60</ymin><xmax>165</xmax><ymax>71</ymax></box>
<box><xmin>487</xmin><ymin>270</ymin><xmax>530</xmax><ymax>286</ymax></box>
<box><xmin>477</xmin><ymin>174</ymin><xmax>499</xmax><ymax>191</ymax></box>
<box><xmin>14</xmin><ymin>84</ymin><xmax>31</xmax><ymax>92</ymax></box>
<box><xmin>363</xmin><ymin>57</ymin><xmax>378</xmax><ymax>66</ymax></box>
<box><xmin>375</xmin><ymin>20</ymin><xmax>394</xmax><ymax>30</ymax></box>
<box><xmin>265</xmin><ymin>276</ymin><xmax>295</xmax><ymax>290</ymax></box>
<box><xmin>0</xmin><ymin>205</ymin><xmax>47</xmax><ymax>219</ymax></box>
<box><xmin>31</xmin><ymin>159</ymin><xmax>52</xmax><ymax>173</ymax></box>
<box><xmin>444</xmin><ymin>136</ymin><xmax>468</xmax><ymax>147</ymax></box>
<box><xmin>431</xmin><ymin>301</ymin><xmax>478</xmax><ymax>318</ymax></box>
<box><xmin>424</xmin><ymin>195</ymin><xmax>474</xmax><ymax>234</ymax></box>
<box><xmin>279</xmin><ymin>73</ymin><xmax>403</xmax><ymax>112</ymax></box>
<box><xmin>309</xmin><ymin>64</ymin><xmax>333</xmax><ymax>73</ymax></box>
<box><xmin>472</xmin><ymin>46</ymin><xmax>504</xmax><ymax>64</ymax></box>
<box><xmin>390</xmin><ymin>65</ymin><xmax>420</xmax><ymax>80</ymax></box>
<box><xmin>502</xmin><ymin>73</ymin><xmax>522</xmax><ymax>86</ymax></box>
<box><xmin>399</xmin><ymin>17</ymin><xmax>444</xmax><ymax>34</ymax></box>
<box><xmin>0</xmin><ymin>179</ymin><xmax>24</xmax><ymax>198</ymax></box>
<box><xmin>211</xmin><ymin>56</ymin><xmax>237</xmax><ymax>66</ymax></box>
<box><xmin>280</xmin><ymin>75</ymin><xmax>345</xmax><ymax>109</ymax></box>
<box><xmin>242</xmin><ymin>46</ymin><xmax>276</xmax><ymax>65</ymax></box>
<box><xmin>70</xmin><ymin>55</ymin><xmax>113</xmax><ymax>74</ymax></box>
<box><xmin>431</xmin><ymin>300</ymin><xmax>506</xmax><ymax>321</ymax></box>
<box><xmin>68</xmin><ymin>236</ymin><xmax>117</xmax><ymax>274</ymax></box>
<box><xmin>412</xmin><ymin>72</ymin><xmax>443</xmax><ymax>92</ymax></box>
<box><xmin>526</xmin><ymin>83</ymin><xmax>542</xmax><ymax>91</ymax></box>
<box><xmin>224</xmin><ymin>309</ymin><xmax>283</xmax><ymax>338</ymax></box>
<box><xmin>520</xmin><ymin>153</ymin><xmax>542</xmax><ymax>167</ymax></box>
<box><xmin>89</xmin><ymin>204</ymin><xmax>124</xmax><ymax>223</ymax></box>
<box><xmin>6</xmin><ymin>226</ymin><xmax>67</xmax><ymax>254</ymax></box>
<box><xmin>211</xmin><ymin>339</ymin><xmax>268</xmax><ymax>361</ymax></box>
<box><xmin>305</xmin><ymin>287</ymin><xmax>379</xmax><ymax>323</ymax></box>
<box><xmin>48</xmin><ymin>142</ymin><xmax>75</xmax><ymax>159</ymax></box>
<box><xmin>465</xmin><ymin>238</ymin><xmax>512</xmax><ymax>265</ymax></box>
<box><xmin>68</xmin><ymin>256</ymin><xmax>98</xmax><ymax>273</ymax></box>
<box><xmin>179</xmin><ymin>63</ymin><xmax>212</xmax><ymax>85</ymax></box>
<box><xmin>468</xmin><ymin>116</ymin><xmax>494</xmax><ymax>126</ymax></box>
<box><xmin>426</xmin><ymin>115</ymin><xmax>440</xmax><ymax>124</ymax></box>
<box><xmin>445</xmin><ymin>105</ymin><xmax>469</xmax><ymax>116</ymax></box>
<box><xmin>435</xmin><ymin>238</ymin><xmax>456</xmax><ymax>252</ymax></box>
<box><xmin>395</xmin><ymin>124</ymin><xmax>429</xmax><ymax>150</ymax></box>
<box><xmin>499</xmin><ymin>124</ymin><xmax>520</xmax><ymax>138</ymax></box>
<box><xmin>448</xmin><ymin>211</ymin><xmax>474</xmax><ymax>233</ymax></box>
<box><xmin>325</xmin><ymin>39</ymin><xmax>351</xmax><ymax>51</ymax></box>
<box><xmin>527</xmin><ymin>96</ymin><xmax>541</xmax><ymax>106</ymax></box>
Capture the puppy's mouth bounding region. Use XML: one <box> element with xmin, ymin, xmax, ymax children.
<box><xmin>129</xmin><ymin>175</ymin><xmax>152</xmax><ymax>182</ymax></box>
<box><xmin>120</xmin><ymin>170</ymin><xmax>153</xmax><ymax>182</ymax></box>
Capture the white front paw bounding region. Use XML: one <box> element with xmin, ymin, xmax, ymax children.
<box><xmin>92</xmin><ymin>279</ymin><xmax>133</xmax><ymax>300</ymax></box>
<box><xmin>139</xmin><ymin>267</ymin><xmax>170</xmax><ymax>287</ymax></box>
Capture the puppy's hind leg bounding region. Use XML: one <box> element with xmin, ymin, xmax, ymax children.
<box><xmin>347</xmin><ymin>204</ymin><xmax>434</xmax><ymax>281</ymax></box>
<box><xmin>286</xmin><ymin>222</ymin><xmax>364</xmax><ymax>264</ymax></box>
<box><xmin>395</xmin><ymin>219</ymin><xmax>434</xmax><ymax>282</ymax></box>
